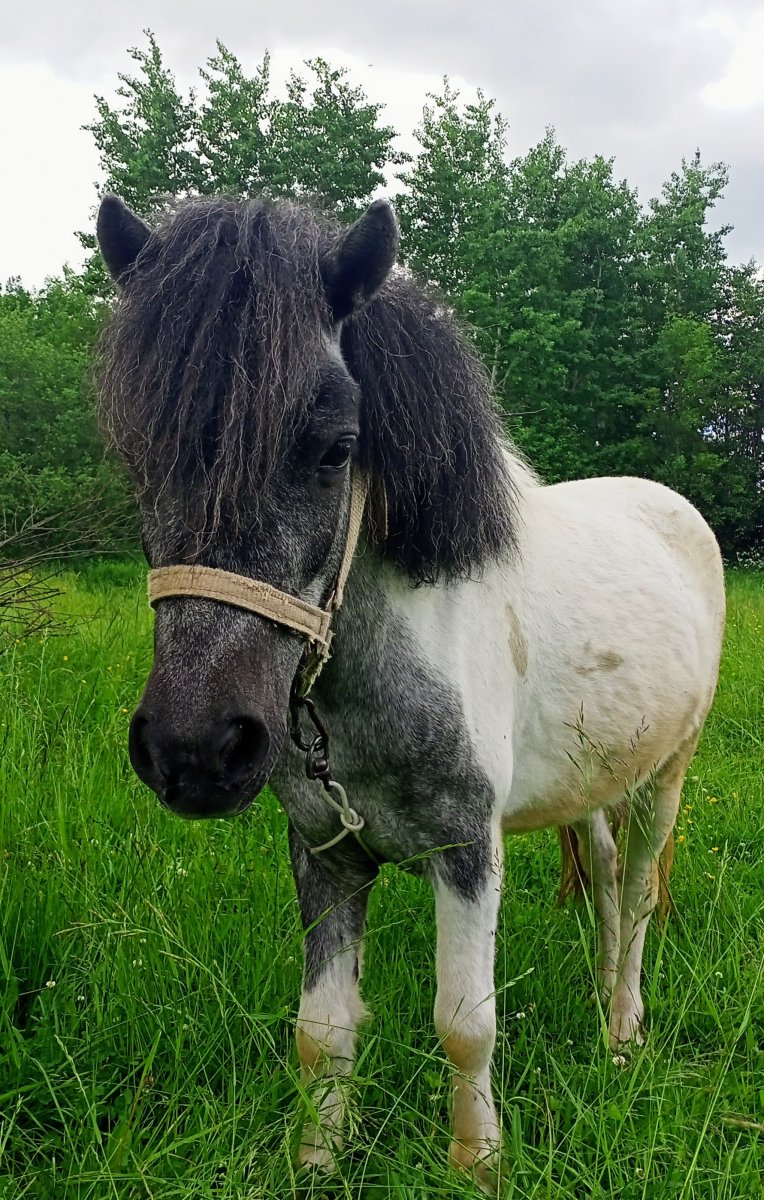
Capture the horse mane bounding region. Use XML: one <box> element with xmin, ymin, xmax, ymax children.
<box><xmin>98</xmin><ymin>196</ymin><xmax>520</xmax><ymax>583</ymax></box>
<box><xmin>343</xmin><ymin>278</ymin><xmax>518</xmax><ymax>583</ymax></box>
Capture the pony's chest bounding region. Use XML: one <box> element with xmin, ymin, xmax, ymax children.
<box><xmin>273</xmin><ymin>678</ymin><xmax>492</xmax><ymax>864</ymax></box>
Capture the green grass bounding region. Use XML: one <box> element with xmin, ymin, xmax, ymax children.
<box><xmin>0</xmin><ymin>564</ymin><xmax>762</xmax><ymax>1198</ymax></box>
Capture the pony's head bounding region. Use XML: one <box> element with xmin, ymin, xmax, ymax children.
<box><xmin>97</xmin><ymin>195</ymin><xmax>514</xmax><ymax>818</ymax></box>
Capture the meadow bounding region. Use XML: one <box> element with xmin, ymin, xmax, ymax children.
<box><xmin>0</xmin><ymin>563</ymin><xmax>762</xmax><ymax>1199</ymax></box>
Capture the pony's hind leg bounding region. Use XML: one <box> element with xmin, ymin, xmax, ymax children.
<box><xmin>609</xmin><ymin>739</ymin><xmax>695</xmax><ymax>1046</ymax></box>
<box><xmin>432</xmin><ymin>831</ymin><xmax>504</xmax><ymax>1193</ymax></box>
<box><xmin>570</xmin><ymin>810</ymin><xmax>621</xmax><ymax>1002</ymax></box>
<box><xmin>288</xmin><ymin>826</ymin><xmax>376</xmax><ymax>1173</ymax></box>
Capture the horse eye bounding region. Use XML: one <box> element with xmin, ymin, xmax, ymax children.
<box><xmin>319</xmin><ymin>438</ymin><xmax>355</xmax><ymax>473</ymax></box>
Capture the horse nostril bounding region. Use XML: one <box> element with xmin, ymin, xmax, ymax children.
<box><xmin>129</xmin><ymin>712</ymin><xmax>164</xmax><ymax>789</ymax></box>
<box><xmin>216</xmin><ymin>716</ymin><xmax>270</xmax><ymax>787</ymax></box>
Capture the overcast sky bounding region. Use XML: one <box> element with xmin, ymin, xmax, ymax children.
<box><xmin>2</xmin><ymin>0</ymin><xmax>763</xmax><ymax>289</ymax></box>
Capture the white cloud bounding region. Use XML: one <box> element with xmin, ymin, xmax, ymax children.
<box><xmin>0</xmin><ymin>64</ymin><xmax>102</xmax><ymax>287</ymax></box>
<box><xmin>702</xmin><ymin>8</ymin><xmax>764</xmax><ymax>110</ymax></box>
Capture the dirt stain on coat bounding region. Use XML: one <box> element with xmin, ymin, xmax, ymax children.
<box><xmin>576</xmin><ymin>650</ymin><xmax>624</xmax><ymax>675</ymax></box>
<box><xmin>506</xmin><ymin>604</ymin><xmax>528</xmax><ymax>677</ymax></box>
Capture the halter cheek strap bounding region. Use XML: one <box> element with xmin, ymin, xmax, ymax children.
<box><xmin>147</xmin><ymin>469</ymin><xmax>368</xmax><ymax>686</ymax></box>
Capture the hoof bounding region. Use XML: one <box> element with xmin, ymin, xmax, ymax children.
<box><xmin>608</xmin><ymin>1005</ymin><xmax>645</xmax><ymax>1049</ymax></box>
<box><xmin>297</xmin><ymin>1139</ymin><xmax>338</xmax><ymax>1174</ymax></box>
<box><xmin>450</xmin><ymin>1139</ymin><xmax>503</xmax><ymax>1195</ymax></box>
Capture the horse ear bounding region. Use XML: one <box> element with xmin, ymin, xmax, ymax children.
<box><xmin>97</xmin><ymin>195</ymin><xmax>151</xmax><ymax>283</ymax></box>
<box><xmin>321</xmin><ymin>199</ymin><xmax>399</xmax><ymax>322</ymax></box>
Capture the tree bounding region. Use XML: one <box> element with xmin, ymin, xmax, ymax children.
<box><xmin>398</xmin><ymin>99</ymin><xmax>648</xmax><ymax>482</ymax></box>
<box><xmin>84</xmin><ymin>34</ymin><xmax>405</xmax><ymax>224</ymax></box>
<box><xmin>0</xmin><ymin>274</ymin><xmax>131</xmax><ymax>547</ymax></box>
<box><xmin>639</xmin><ymin>153</ymin><xmax>730</xmax><ymax>323</ymax></box>
<box><xmin>502</xmin><ymin>139</ymin><xmax>649</xmax><ymax>481</ymax></box>
<box><xmin>84</xmin><ymin>30</ymin><xmax>202</xmax><ymax>219</ymax></box>
<box><xmin>397</xmin><ymin>83</ymin><xmax>511</xmax><ymax>294</ymax></box>
<box><xmin>398</xmin><ymin>85</ymin><xmax>763</xmax><ymax>554</ymax></box>
<box><xmin>9</xmin><ymin>51</ymin><xmax>760</xmax><ymax>561</ymax></box>
<box><xmin>707</xmin><ymin>264</ymin><xmax>764</xmax><ymax>551</ymax></box>
<box><xmin>196</xmin><ymin>44</ymin><xmax>273</xmax><ymax>197</ymax></box>
<box><xmin>268</xmin><ymin>58</ymin><xmax>406</xmax><ymax>220</ymax></box>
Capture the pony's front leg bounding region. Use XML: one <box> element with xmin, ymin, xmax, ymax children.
<box><xmin>433</xmin><ymin>833</ymin><xmax>504</xmax><ymax>1191</ymax></box>
<box><xmin>289</xmin><ymin>827</ymin><xmax>376</xmax><ymax>1173</ymax></box>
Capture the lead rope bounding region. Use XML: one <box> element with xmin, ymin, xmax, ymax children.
<box><xmin>288</xmin><ymin>688</ymin><xmax>375</xmax><ymax>859</ymax></box>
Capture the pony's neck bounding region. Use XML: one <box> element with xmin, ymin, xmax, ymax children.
<box><xmin>315</xmin><ymin>452</ymin><xmax>536</xmax><ymax>707</ymax></box>
<box><xmin>313</xmin><ymin>540</ymin><xmax>405</xmax><ymax>711</ymax></box>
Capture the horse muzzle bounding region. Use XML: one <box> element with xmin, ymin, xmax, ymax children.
<box><xmin>129</xmin><ymin>707</ymin><xmax>277</xmax><ymax>818</ymax></box>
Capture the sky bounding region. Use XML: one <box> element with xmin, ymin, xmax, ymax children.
<box><xmin>2</xmin><ymin>0</ymin><xmax>763</xmax><ymax>289</ymax></box>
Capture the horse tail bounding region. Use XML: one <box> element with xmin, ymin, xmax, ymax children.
<box><xmin>557</xmin><ymin>825</ymin><xmax>588</xmax><ymax>905</ymax></box>
<box><xmin>656</xmin><ymin>830</ymin><xmax>675</xmax><ymax>923</ymax></box>
<box><xmin>557</xmin><ymin>805</ymin><xmax>675</xmax><ymax>920</ymax></box>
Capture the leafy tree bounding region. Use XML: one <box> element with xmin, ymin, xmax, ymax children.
<box><xmin>5</xmin><ymin>49</ymin><xmax>762</xmax><ymax>560</ymax></box>
<box><xmin>0</xmin><ymin>275</ymin><xmax>131</xmax><ymax>547</ymax></box>
<box><xmin>707</xmin><ymin>264</ymin><xmax>764</xmax><ymax>550</ymax></box>
<box><xmin>503</xmin><ymin>141</ymin><xmax>649</xmax><ymax>480</ymax></box>
<box><xmin>196</xmin><ymin>44</ymin><xmax>273</xmax><ymax>196</ymax></box>
<box><xmin>85</xmin><ymin>33</ymin><xmax>405</xmax><ymax>224</ymax></box>
<box><xmin>397</xmin><ymin>85</ymin><xmax>763</xmax><ymax>554</ymax></box>
<box><xmin>399</xmin><ymin>102</ymin><xmax>647</xmax><ymax>481</ymax></box>
<box><xmin>84</xmin><ymin>30</ymin><xmax>202</xmax><ymax>219</ymax></box>
<box><xmin>397</xmin><ymin>83</ymin><xmax>510</xmax><ymax>295</ymax></box>
<box><xmin>267</xmin><ymin>58</ymin><xmax>406</xmax><ymax>219</ymax></box>
<box><xmin>639</xmin><ymin>153</ymin><xmax>730</xmax><ymax>322</ymax></box>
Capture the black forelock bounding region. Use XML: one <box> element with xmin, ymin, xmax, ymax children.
<box><xmin>98</xmin><ymin>196</ymin><xmax>333</xmax><ymax>540</ymax></box>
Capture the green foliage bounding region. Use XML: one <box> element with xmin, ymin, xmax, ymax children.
<box><xmin>3</xmin><ymin>37</ymin><xmax>763</xmax><ymax>557</ymax></box>
<box><xmin>0</xmin><ymin>571</ymin><xmax>762</xmax><ymax>1195</ymax></box>
<box><xmin>398</xmin><ymin>88</ymin><xmax>763</xmax><ymax>551</ymax></box>
<box><xmin>397</xmin><ymin>83</ymin><xmax>511</xmax><ymax>298</ymax></box>
<box><xmin>196</xmin><ymin>43</ymin><xmax>274</xmax><ymax>196</ymax></box>
<box><xmin>85</xmin><ymin>31</ymin><xmax>203</xmax><ymax>218</ymax></box>
<box><xmin>85</xmin><ymin>33</ymin><xmax>405</xmax><ymax>223</ymax></box>
<box><xmin>0</xmin><ymin>274</ymin><xmax>134</xmax><ymax>552</ymax></box>
<box><xmin>5</xmin><ymin>35</ymin><xmax>405</xmax><ymax>548</ymax></box>
<box><xmin>267</xmin><ymin>57</ymin><xmax>408</xmax><ymax>222</ymax></box>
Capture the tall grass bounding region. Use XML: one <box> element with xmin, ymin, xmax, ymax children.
<box><xmin>0</xmin><ymin>565</ymin><xmax>762</xmax><ymax>1198</ymax></box>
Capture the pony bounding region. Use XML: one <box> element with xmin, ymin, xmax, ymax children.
<box><xmin>96</xmin><ymin>193</ymin><xmax>725</xmax><ymax>1189</ymax></box>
